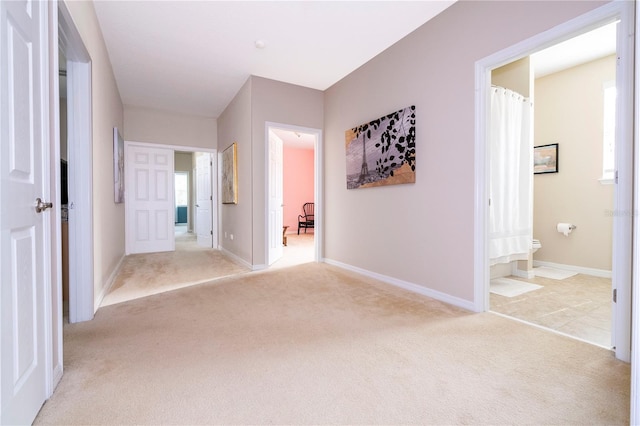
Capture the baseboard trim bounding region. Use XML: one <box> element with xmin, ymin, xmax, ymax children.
<box><xmin>323</xmin><ymin>258</ymin><xmax>475</xmax><ymax>311</ymax></box>
<box><xmin>532</xmin><ymin>260</ymin><xmax>612</xmax><ymax>279</ymax></box>
<box><xmin>96</xmin><ymin>254</ymin><xmax>126</xmax><ymax>309</ymax></box>
<box><xmin>219</xmin><ymin>247</ymin><xmax>255</xmax><ymax>270</ymax></box>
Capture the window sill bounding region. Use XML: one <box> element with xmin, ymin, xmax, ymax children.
<box><xmin>599</xmin><ymin>177</ymin><xmax>614</xmax><ymax>185</ymax></box>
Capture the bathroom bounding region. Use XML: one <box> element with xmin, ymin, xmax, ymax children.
<box><xmin>488</xmin><ymin>23</ymin><xmax>616</xmax><ymax>346</ymax></box>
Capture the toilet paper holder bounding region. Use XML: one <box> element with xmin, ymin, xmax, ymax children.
<box><xmin>556</xmin><ymin>222</ymin><xmax>577</xmax><ymax>236</ymax></box>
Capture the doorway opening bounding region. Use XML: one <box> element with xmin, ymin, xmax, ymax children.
<box><xmin>172</xmin><ymin>150</ymin><xmax>216</xmax><ymax>252</ymax></box>
<box><xmin>266</xmin><ymin>123</ymin><xmax>322</xmax><ymax>269</ymax></box>
<box><xmin>474</xmin><ymin>1</ymin><xmax>634</xmax><ymax>362</ymax></box>
<box><xmin>109</xmin><ymin>143</ymin><xmax>226</xmax><ymax>307</ymax></box>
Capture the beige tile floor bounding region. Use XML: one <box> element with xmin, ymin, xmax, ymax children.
<box><xmin>490</xmin><ymin>273</ymin><xmax>612</xmax><ymax>348</ymax></box>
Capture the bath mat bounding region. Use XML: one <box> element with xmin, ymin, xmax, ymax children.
<box><xmin>490</xmin><ymin>278</ymin><xmax>543</xmax><ymax>297</ymax></box>
<box><xmin>533</xmin><ymin>266</ymin><xmax>577</xmax><ymax>280</ymax></box>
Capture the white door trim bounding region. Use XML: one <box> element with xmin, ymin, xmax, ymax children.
<box><xmin>195</xmin><ymin>152</ymin><xmax>216</xmax><ymax>248</ymax></box>
<box><xmin>630</xmin><ymin>4</ymin><xmax>640</xmax><ymax>424</ymax></box>
<box><xmin>47</xmin><ymin>0</ymin><xmax>62</xmax><ymax>391</ymax></box>
<box><xmin>267</xmin><ymin>130</ymin><xmax>284</xmax><ymax>265</ymax></box>
<box><xmin>264</xmin><ymin>122</ymin><xmax>323</xmax><ymax>265</ymax></box>
<box><xmin>58</xmin><ymin>1</ymin><xmax>94</xmax><ymax>323</ymax></box>
<box><xmin>473</xmin><ymin>1</ymin><xmax>634</xmax><ymax>362</ymax></box>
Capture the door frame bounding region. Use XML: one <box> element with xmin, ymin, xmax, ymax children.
<box><xmin>473</xmin><ymin>1</ymin><xmax>634</xmax><ymax>361</ymax></box>
<box><xmin>58</xmin><ymin>1</ymin><xmax>94</xmax><ymax>324</ymax></box>
<box><xmin>267</xmin><ymin>129</ymin><xmax>284</xmax><ymax>265</ymax></box>
<box><xmin>124</xmin><ymin>141</ymin><xmax>217</xmax><ymax>254</ymax></box>
<box><xmin>264</xmin><ymin>122</ymin><xmax>323</xmax><ymax>266</ymax></box>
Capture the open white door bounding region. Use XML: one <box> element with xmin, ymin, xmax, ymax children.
<box><xmin>126</xmin><ymin>144</ymin><xmax>175</xmax><ymax>254</ymax></box>
<box><xmin>268</xmin><ymin>130</ymin><xmax>284</xmax><ymax>265</ymax></box>
<box><xmin>195</xmin><ymin>153</ymin><xmax>213</xmax><ymax>248</ymax></box>
<box><xmin>1</xmin><ymin>0</ymin><xmax>51</xmax><ymax>423</ymax></box>
<box><xmin>611</xmin><ymin>11</ymin><xmax>634</xmax><ymax>362</ymax></box>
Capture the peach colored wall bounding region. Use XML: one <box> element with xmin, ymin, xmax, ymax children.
<box><xmin>323</xmin><ymin>0</ymin><xmax>607</xmax><ymax>303</ymax></box>
<box><xmin>533</xmin><ymin>55</ymin><xmax>615</xmax><ymax>270</ymax></box>
<box><xmin>284</xmin><ymin>146</ymin><xmax>314</xmax><ymax>233</ymax></box>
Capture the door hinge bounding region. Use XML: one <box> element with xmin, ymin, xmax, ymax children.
<box><xmin>613</xmin><ymin>288</ymin><xmax>617</xmax><ymax>303</ymax></box>
<box><xmin>210</xmin><ymin>161</ymin><xmax>213</xmax><ymax>166</ymax></box>
<box><xmin>615</xmin><ymin>170</ymin><xmax>618</xmax><ymax>184</ymax></box>
<box><xmin>210</xmin><ymin>195</ymin><xmax>212</xmax><ymax>200</ymax></box>
<box><xmin>210</xmin><ymin>230</ymin><xmax>213</xmax><ymax>235</ymax></box>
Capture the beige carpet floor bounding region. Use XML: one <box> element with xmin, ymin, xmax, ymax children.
<box><xmin>101</xmin><ymin>233</ymin><xmax>250</xmax><ymax>307</ymax></box>
<box><xmin>37</xmin><ymin>263</ymin><xmax>629</xmax><ymax>425</ymax></box>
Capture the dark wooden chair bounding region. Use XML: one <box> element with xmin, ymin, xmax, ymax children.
<box><xmin>298</xmin><ymin>202</ymin><xmax>314</xmax><ymax>234</ymax></box>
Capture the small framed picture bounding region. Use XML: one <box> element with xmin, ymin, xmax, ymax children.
<box><xmin>534</xmin><ymin>143</ymin><xmax>558</xmax><ymax>174</ymax></box>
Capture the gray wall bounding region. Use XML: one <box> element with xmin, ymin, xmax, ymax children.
<box><xmin>124</xmin><ymin>105</ymin><xmax>217</xmax><ymax>149</ymax></box>
<box><xmin>323</xmin><ymin>0</ymin><xmax>606</xmax><ymax>303</ymax></box>
<box><xmin>216</xmin><ymin>76</ymin><xmax>323</xmax><ymax>266</ymax></box>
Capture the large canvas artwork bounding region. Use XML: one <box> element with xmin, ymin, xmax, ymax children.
<box><xmin>345</xmin><ymin>105</ymin><xmax>416</xmax><ymax>189</ymax></box>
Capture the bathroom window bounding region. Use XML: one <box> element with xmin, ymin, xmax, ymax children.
<box><xmin>601</xmin><ymin>81</ymin><xmax>616</xmax><ymax>184</ymax></box>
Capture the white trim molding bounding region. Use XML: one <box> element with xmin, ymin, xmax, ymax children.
<box><xmin>630</xmin><ymin>0</ymin><xmax>640</xmax><ymax>423</ymax></box>
<box><xmin>532</xmin><ymin>260</ymin><xmax>612</xmax><ymax>279</ymax></box>
<box><xmin>95</xmin><ymin>254</ymin><xmax>126</xmax><ymax>309</ymax></box>
<box><xmin>220</xmin><ymin>247</ymin><xmax>254</xmax><ymax>270</ymax></box>
<box><xmin>324</xmin><ymin>258</ymin><xmax>476</xmax><ymax>312</ymax></box>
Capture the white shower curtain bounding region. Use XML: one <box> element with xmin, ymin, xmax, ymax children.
<box><xmin>489</xmin><ymin>86</ymin><xmax>532</xmax><ymax>266</ymax></box>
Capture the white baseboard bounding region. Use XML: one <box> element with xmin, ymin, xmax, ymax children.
<box><xmin>96</xmin><ymin>254</ymin><xmax>125</xmax><ymax>309</ymax></box>
<box><xmin>323</xmin><ymin>258</ymin><xmax>475</xmax><ymax>311</ymax></box>
<box><xmin>219</xmin><ymin>247</ymin><xmax>256</xmax><ymax>270</ymax></box>
<box><xmin>532</xmin><ymin>260</ymin><xmax>612</xmax><ymax>279</ymax></box>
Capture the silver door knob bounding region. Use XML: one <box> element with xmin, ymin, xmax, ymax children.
<box><xmin>35</xmin><ymin>198</ymin><xmax>53</xmax><ymax>213</ymax></box>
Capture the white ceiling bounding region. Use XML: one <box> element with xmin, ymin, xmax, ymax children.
<box><xmin>271</xmin><ymin>128</ymin><xmax>315</xmax><ymax>149</ymax></box>
<box><xmin>93</xmin><ymin>1</ymin><xmax>456</xmax><ymax>118</ymax></box>
<box><xmin>92</xmin><ymin>2</ymin><xmax>616</xmax><ymax>121</ymax></box>
<box><xmin>531</xmin><ymin>22</ymin><xmax>617</xmax><ymax>78</ymax></box>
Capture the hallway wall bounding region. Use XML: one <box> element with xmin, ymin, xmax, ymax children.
<box><xmin>323</xmin><ymin>0</ymin><xmax>607</xmax><ymax>303</ymax></box>
<box><xmin>124</xmin><ymin>105</ymin><xmax>217</xmax><ymax>149</ymax></box>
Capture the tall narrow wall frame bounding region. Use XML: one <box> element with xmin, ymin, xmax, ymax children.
<box><xmin>222</xmin><ymin>142</ymin><xmax>238</xmax><ymax>204</ymax></box>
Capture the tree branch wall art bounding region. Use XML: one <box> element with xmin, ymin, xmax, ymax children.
<box><xmin>345</xmin><ymin>105</ymin><xmax>416</xmax><ymax>189</ymax></box>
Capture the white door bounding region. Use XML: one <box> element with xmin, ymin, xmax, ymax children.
<box><xmin>126</xmin><ymin>144</ymin><xmax>175</xmax><ymax>254</ymax></box>
<box><xmin>196</xmin><ymin>153</ymin><xmax>213</xmax><ymax>248</ymax></box>
<box><xmin>268</xmin><ymin>131</ymin><xmax>284</xmax><ymax>265</ymax></box>
<box><xmin>1</xmin><ymin>0</ymin><xmax>51</xmax><ymax>423</ymax></box>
